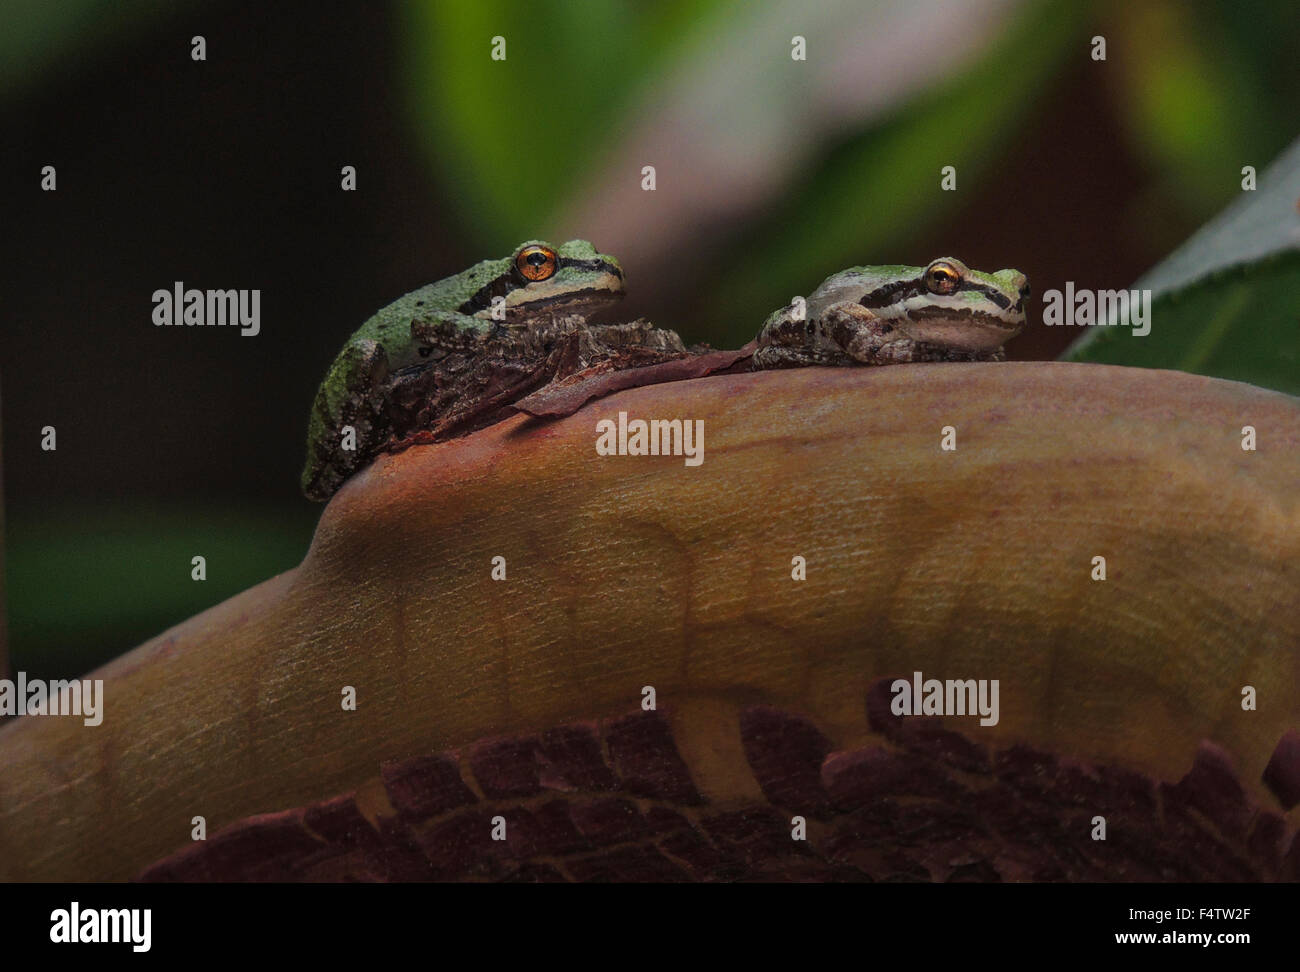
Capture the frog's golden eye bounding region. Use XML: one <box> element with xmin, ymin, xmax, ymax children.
<box><xmin>925</xmin><ymin>261</ymin><xmax>961</xmax><ymax>295</ymax></box>
<box><xmin>515</xmin><ymin>244</ymin><xmax>559</xmax><ymax>282</ymax></box>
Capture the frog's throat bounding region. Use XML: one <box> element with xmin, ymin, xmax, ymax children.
<box><xmin>896</xmin><ymin>310</ymin><xmax>1024</xmax><ymax>351</ymax></box>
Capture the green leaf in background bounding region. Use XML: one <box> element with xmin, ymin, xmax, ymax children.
<box><xmin>1063</xmin><ymin>135</ymin><xmax>1300</xmax><ymax>397</ymax></box>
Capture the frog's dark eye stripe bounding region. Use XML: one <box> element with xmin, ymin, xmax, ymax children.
<box><xmin>558</xmin><ymin>257</ymin><xmax>624</xmax><ymax>280</ymax></box>
<box><xmin>860</xmin><ymin>275</ymin><xmax>1013</xmax><ymax>311</ymax></box>
<box><xmin>456</xmin><ymin>255</ymin><xmax>623</xmax><ymax>315</ymax></box>
<box><xmin>859</xmin><ymin>277</ymin><xmax>926</xmax><ymax>309</ymax></box>
<box><xmin>965</xmin><ymin>283</ymin><xmax>1013</xmax><ymax>310</ymax></box>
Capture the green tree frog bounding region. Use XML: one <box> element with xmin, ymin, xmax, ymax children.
<box><xmin>301</xmin><ymin>240</ymin><xmax>680</xmax><ymax>501</ymax></box>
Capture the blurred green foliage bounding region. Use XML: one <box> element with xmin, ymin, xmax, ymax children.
<box><xmin>1111</xmin><ymin>0</ymin><xmax>1300</xmax><ymax>223</ymax></box>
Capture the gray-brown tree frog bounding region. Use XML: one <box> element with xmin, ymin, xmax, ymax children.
<box><xmin>753</xmin><ymin>258</ymin><xmax>1029</xmax><ymax>369</ymax></box>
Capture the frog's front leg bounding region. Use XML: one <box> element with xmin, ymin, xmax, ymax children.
<box><xmin>823</xmin><ymin>303</ymin><xmax>921</xmax><ymax>364</ymax></box>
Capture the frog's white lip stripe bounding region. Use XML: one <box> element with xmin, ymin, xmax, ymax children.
<box><xmin>495</xmin><ymin>287</ymin><xmax>623</xmax><ymax>317</ymax></box>
<box><xmin>457</xmin><ymin>258</ymin><xmax>623</xmax><ymax>315</ymax></box>
<box><xmin>902</xmin><ymin>305</ymin><xmax>1024</xmax><ymax>330</ymax></box>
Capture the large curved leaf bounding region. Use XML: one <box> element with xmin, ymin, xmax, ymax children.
<box><xmin>3</xmin><ymin>363</ymin><xmax>1298</xmax><ymax>879</ymax></box>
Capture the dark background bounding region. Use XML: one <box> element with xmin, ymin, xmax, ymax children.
<box><xmin>1</xmin><ymin>0</ymin><xmax>1291</xmax><ymax>677</ymax></box>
